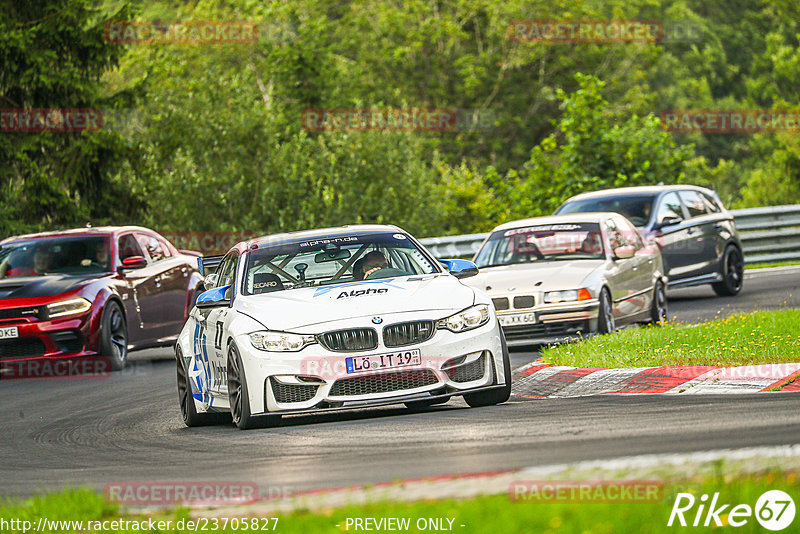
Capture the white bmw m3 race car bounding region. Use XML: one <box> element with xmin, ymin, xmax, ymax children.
<box><xmin>175</xmin><ymin>225</ymin><xmax>511</xmax><ymax>429</ymax></box>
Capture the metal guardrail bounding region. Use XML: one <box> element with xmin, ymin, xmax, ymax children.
<box><xmin>733</xmin><ymin>204</ymin><xmax>800</xmax><ymax>264</ymax></box>
<box><xmin>420</xmin><ymin>204</ymin><xmax>800</xmax><ymax>265</ymax></box>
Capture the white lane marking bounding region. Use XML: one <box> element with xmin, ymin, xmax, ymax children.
<box><xmin>512</xmin><ymin>360</ymin><xmax>545</xmax><ymax>375</ymax></box>
<box><xmin>555</xmin><ymin>367</ymin><xmax>656</xmax><ymax>397</ymax></box>
<box><xmin>512</xmin><ymin>365</ymin><xmax>580</xmax><ymax>395</ymax></box>
<box><xmin>682</xmin><ymin>380</ymin><xmax>775</xmax><ymax>393</ymax></box>
<box><xmin>667</xmin><ymin>363</ymin><xmax>800</xmax><ymax>394</ymax></box>
<box><xmin>194</xmin><ymin>445</ymin><xmax>800</xmax><ymax>518</ymax></box>
<box><xmin>515</xmin><ymin>444</ymin><xmax>800</xmax><ymax>479</ymax></box>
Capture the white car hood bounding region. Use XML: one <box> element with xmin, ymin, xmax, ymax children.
<box><xmin>467</xmin><ymin>261</ymin><xmax>604</xmax><ymax>293</ymax></box>
<box><xmin>236</xmin><ymin>274</ymin><xmax>475</xmax><ymax>330</ymax></box>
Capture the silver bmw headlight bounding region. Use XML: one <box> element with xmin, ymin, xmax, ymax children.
<box><xmin>249</xmin><ymin>331</ymin><xmax>316</xmax><ymax>352</ymax></box>
<box><xmin>437</xmin><ymin>304</ymin><xmax>490</xmax><ymax>333</ymax></box>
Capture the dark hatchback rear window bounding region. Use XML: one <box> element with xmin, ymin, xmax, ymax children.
<box><xmin>556</xmin><ymin>194</ymin><xmax>657</xmax><ymax>227</ymax></box>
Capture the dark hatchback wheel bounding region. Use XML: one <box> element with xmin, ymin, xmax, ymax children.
<box><xmin>712</xmin><ymin>245</ymin><xmax>744</xmax><ymax>296</ymax></box>
<box><xmin>100</xmin><ymin>301</ymin><xmax>127</xmax><ymax>371</ymax></box>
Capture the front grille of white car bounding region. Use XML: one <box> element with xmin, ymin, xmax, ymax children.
<box><xmin>513</xmin><ymin>295</ymin><xmax>535</xmax><ymax>308</ymax></box>
<box><xmin>492</xmin><ymin>298</ymin><xmax>509</xmax><ymax>310</ymax></box>
<box><xmin>318</xmin><ymin>328</ymin><xmax>378</xmax><ymax>352</ymax></box>
<box><xmin>329</xmin><ymin>369</ymin><xmax>438</xmax><ymax>397</ymax></box>
<box><xmin>383</xmin><ymin>320</ymin><xmax>435</xmax><ymax>347</ymax></box>
<box><xmin>270</xmin><ymin>378</ymin><xmax>319</xmax><ymax>403</ymax></box>
<box><xmin>445</xmin><ymin>353</ymin><xmax>486</xmax><ymax>383</ymax></box>
<box><xmin>492</xmin><ymin>296</ymin><xmax>535</xmax><ymax>310</ymax></box>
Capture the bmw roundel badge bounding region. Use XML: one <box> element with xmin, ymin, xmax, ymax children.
<box><xmin>372</xmin><ymin>317</ymin><xmax>383</xmax><ymax>324</ymax></box>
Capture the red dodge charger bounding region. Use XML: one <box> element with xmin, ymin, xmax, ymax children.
<box><xmin>0</xmin><ymin>226</ymin><xmax>203</xmax><ymax>371</ymax></box>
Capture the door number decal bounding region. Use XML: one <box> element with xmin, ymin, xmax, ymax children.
<box><xmin>214</xmin><ymin>321</ymin><xmax>223</xmax><ymax>350</ymax></box>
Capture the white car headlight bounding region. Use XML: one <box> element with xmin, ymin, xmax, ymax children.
<box><xmin>47</xmin><ymin>298</ymin><xmax>92</xmax><ymax>318</ymax></box>
<box><xmin>543</xmin><ymin>288</ymin><xmax>592</xmax><ymax>304</ymax></box>
<box><xmin>249</xmin><ymin>331</ymin><xmax>316</xmax><ymax>352</ymax></box>
<box><xmin>437</xmin><ymin>304</ymin><xmax>490</xmax><ymax>333</ymax></box>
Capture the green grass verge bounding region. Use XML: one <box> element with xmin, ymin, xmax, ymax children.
<box><xmin>541</xmin><ymin>309</ymin><xmax>800</xmax><ymax>368</ymax></box>
<box><xmin>1</xmin><ymin>471</ymin><xmax>797</xmax><ymax>533</ymax></box>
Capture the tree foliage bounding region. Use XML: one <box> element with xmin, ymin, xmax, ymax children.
<box><xmin>0</xmin><ymin>0</ymin><xmax>142</xmax><ymax>235</ymax></box>
<box><xmin>2</xmin><ymin>0</ymin><xmax>799</xmax><ymax>238</ymax></box>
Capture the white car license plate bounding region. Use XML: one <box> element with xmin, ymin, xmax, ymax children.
<box><xmin>346</xmin><ymin>349</ymin><xmax>421</xmax><ymax>374</ymax></box>
<box><xmin>499</xmin><ymin>313</ymin><xmax>536</xmax><ymax>326</ymax></box>
<box><xmin>0</xmin><ymin>326</ymin><xmax>19</xmax><ymax>339</ymax></box>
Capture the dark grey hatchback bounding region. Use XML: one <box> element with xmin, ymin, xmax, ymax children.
<box><xmin>555</xmin><ymin>185</ymin><xmax>744</xmax><ymax>296</ymax></box>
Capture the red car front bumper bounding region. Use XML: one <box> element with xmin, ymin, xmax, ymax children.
<box><xmin>0</xmin><ymin>301</ymin><xmax>98</xmax><ymax>363</ymax></box>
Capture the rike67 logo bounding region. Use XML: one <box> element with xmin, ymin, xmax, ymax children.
<box><xmin>668</xmin><ymin>490</ymin><xmax>795</xmax><ymax>530</ymax></box>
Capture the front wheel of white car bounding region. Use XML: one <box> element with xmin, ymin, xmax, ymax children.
<box><xmin>597</xmin><ymin>288</ymin><xmax>615</xmax><ymax>334</ymax></box>
<box><xmin>647</xmin><ymin>281</ymin><xmax>668</xmax><ymax>326</ymax></box>
<box><xmin>176</xmin><ymin>347</ymin><xmax>230</xmax><ymax>427</ymax></box>
<box><xmin>227</xmin><ymin>344</ymin><xmax>280</xmax><ymax>430</ymax></box>
<box><xmin>463</xmin><ymin>325</ymin><xmax>512</xmax><ymax>408</ymax></box>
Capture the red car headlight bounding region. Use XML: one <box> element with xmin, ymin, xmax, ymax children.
<box><xmin>46</xmin><ymin>298</ymin><xmax>92</xmax><ymax>318</ymax></box>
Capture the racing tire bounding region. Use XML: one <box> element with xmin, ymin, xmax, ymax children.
<box><xmin>463</xmin><ymin>325</ymin><xmax>512</xmax><ymax>408</ymax></box>
<box><xmin>99</xmin><ymin>300</ymin><xmax>128</xmax><ymax>371</ymax></box>
<box><xmin>175</xmin><ymin>347</ymin><xmax>230</xmax><ymax>427</ymax></box>
<box><xmin>647</xmin><ymin>280</ymin><xmax>668</xmax><ymax>326</ymax></box>
<box><xmin>227</xmin><ymin>344</ymin><xmax>280</xmax><ymax>430</ymax></box>
<box><xmin>712</xmin><ymin>245</ymin><xmax>744</xmax><ymax>297</ymax></box>
<box><xmin>597</xmin><ymin>288</ymin><xmax>615</xmax><ymax>335</ymax></box>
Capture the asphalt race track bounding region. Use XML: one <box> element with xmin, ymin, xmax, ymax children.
<box><xmin>2</xmin><ymin>267</ymin><xmax>799</xmax><ymax>498</ymax></box>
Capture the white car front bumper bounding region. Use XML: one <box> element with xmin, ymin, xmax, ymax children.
<box><xmin>497</xmin><ymin>299</ymin><xmax>600</xmax><ymax>347</ymax></box>
<box><xmin>236</xmin><ymin>311</ymin><xmax>507</xmax><ymax>415</ymax></box>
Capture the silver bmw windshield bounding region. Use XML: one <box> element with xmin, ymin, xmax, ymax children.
<box><xmin>474</xmin><ymin>223</ymin><xmax>605</xmax><ymax>268</ymax></box>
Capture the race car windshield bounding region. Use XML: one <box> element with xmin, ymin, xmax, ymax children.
<box><xmin>241</xmin><ymin>232</ymin><xmax>440</xmax><ymax>295</ymax></box>
<box><xmin>0</xmin><ymin>236</ymin><xmax>113</xmax><ymax>279</ymax></box>
<box><xmin>556</xmin><ymin>194</ymin><xmax>656</xmax><ymax>227</ymax></box>
<box><xmin>474</xmin><ymin>223</ymin><xmax>605</xmax><ymax>268</ymax></box>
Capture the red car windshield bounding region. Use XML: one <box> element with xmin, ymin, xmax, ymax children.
<box><xmin>0</xmin><ymin>236</ymin><xmax>112</xmax><ymax>278</ymax></box>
